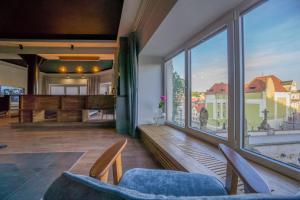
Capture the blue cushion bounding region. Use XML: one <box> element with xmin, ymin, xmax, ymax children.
<box><xmin>43</xmin><ymin>172</ymin><xmax>161</xmax><ymax>200</ymax></box>
<box><xmin>119</xmin><ymin>168</ymin><xmax>227</xmax><ymax>197</ymax></box>
<box><xmin>43</xmin><ymin>171</ymin><xmax>299</xmax><ymax>200</ymax></box>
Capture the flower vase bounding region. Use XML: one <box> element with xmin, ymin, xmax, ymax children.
<box><xmin>154</xmin><ymin>108</ymin><xmax>166</xmax><ymax>126</ymax></box>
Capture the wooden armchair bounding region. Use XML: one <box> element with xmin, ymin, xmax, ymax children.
<box><xmin>45</xmin><ymin>142</ymin><xmax>283</xmax><ymax>200</ymax></box>
<box><xmin>89</xmin><ymin>139</ymin><xmax>127</xmax><ymax>184</ymax></box>
<box><xmin>219</xmin><ymin>144</ymin><xmax>270</xmax><ymax>194</ymax></box>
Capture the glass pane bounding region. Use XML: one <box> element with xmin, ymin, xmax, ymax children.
<box><xmin>99</xmin><ymin>82</ymin><xmax>112</xmax><ymax>95</ymax></box>
<box><xmin>50</xmin><ymin>86</ymin><xmax>64</xmax><ymax>95</ymax></box>
<box><xmin>79</xmin><ymin>86</ymin><xmax>87</xmax><ymax>95</ymax></box>
<box><xmin>65</xmin><ymin>86</ymin><xmax>78</xmax><ymax>95</ymax></box>
<box><xmin>190</xmin><ymin>29</ymin><xmax>228</xmax><ymax>139</ymax></box>
<box><xmin>165</xmin><ymin>52</ymin><xmax>185</xmax><ymax>127</ymax></box>
<box><xmin>243</xmin><ymin>0</ymin><xmax>300</xmax><ymax>169</ymax></box>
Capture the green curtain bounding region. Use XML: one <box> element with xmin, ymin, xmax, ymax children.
<box><xmin>116</xmin><ymin>33</ymin><xmax>139</xmax><ymax>137</ymax></box>
<box><xmin>127</xmin><ymin>32</ymin><xmax>139</xmax><ymax>137</ymax></box>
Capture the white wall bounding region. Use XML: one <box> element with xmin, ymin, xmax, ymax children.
<box><xmin>0</xmin><ymin>60</ymin><xmax>28</xmax><ymax>93</ymax></box>
<box><xmin>137</xmin><ymin>55</ymin><xmax>163</xmax><ymax>124</ymax></box>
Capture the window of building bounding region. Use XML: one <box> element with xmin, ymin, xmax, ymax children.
<box><xmin>165</xmin><ymin>52</ymin><xmax>185</xmax><ymax>127</ymax></box>
<box><xmin>190</xmin><ymin>29</ymin><xmax>228</xmax><ymax>139</ymax></box>
<box><xmin>50</xmin><ymin>85</ymin><xmax>65</xmax><ymax>95</ymax></box>
<box><xmin>49</xmin><ymin>85</ymin><xmax>87</xmax><ymax>95</ymax></box>
<box><xmin>99</xmin><ymin>82</ymin><xmax>112</xmax><ymax>95</ymax></box>
<box><xmin>242</xmin><ymin>0</ymin><xmax>300</xmax><ymax>169</ymax></box>
<box><xmin>66</xmin><ymin>86</ymin><xmax>79</xmax><ymax>95</ymax></box>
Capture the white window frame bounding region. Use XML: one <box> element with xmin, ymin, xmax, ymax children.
<box><xmin>163</xmin><ymin>0</ymin><xmax>300</xmax><ymax>181</ymax></box>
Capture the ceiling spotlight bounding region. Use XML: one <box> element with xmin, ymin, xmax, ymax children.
<box><xmin>75</xmin><ymin>65</ymin><xmax>84</xmax><ymax>73</ymax></box>
<box><xmin>19</xmin><ymin>44</ymin><xmax>23</xmax><ymax>50</ymax></box>
<box><xmin>91</xmin><ymin>66</ymin><xmax>101</xmax><ymax>73</ymax></box>
<box><xmin>58</xmin><ymin>66</ymin><xmax>67</xmax><ymax>73</ymax></box>
<box><xmin>71</xmin><ymin>44</ymin><xmax>74</xmax><ymax>50</ymax></box>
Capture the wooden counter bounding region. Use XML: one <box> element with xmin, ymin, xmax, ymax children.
<box><xmin>19</xmin><ymin>95</ymin><xmax>115</xmax><ymax>123</ymax></box>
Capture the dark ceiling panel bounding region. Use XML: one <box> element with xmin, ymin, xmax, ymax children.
<box><xmin>40</xmin><ymin>60</ymin><xmax>113</xmax><ymax>73</ymax></box>
<box><xmin>0</xmin><ymin>0</ymin><xmax>124</xmax><ymax>40</ymax></box>
<box><xmin>0</xmin><ymin>59</ymin><xmax>27</xmax><ymax>67</ymax></box>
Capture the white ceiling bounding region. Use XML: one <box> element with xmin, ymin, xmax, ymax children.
<box><xmin>117</xmin><ymin>0</ymin><xmax>142</xmax><ymax>37</ymax></box>
<box><xmin>140</xmin><ymin>0</ymin><xmax>243</xmax><ymax>57</ymax></box>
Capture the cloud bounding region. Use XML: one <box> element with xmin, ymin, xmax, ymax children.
<box><xmin>191</xmin><ymin>59</ymin><xmax>228</xmax><ymax>92</ymax></box>
<box><xmin>246</xmin><ymin>50</ymin><xmax>300</xmax><ymax>70</ymax></box>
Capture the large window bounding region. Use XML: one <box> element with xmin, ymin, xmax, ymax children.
<box><xmin>163</xmin><ymin>0</ymin><xmax>300</xmax><ymax>177</ymax></box>
<box><xmin>165</xmin><ymin>52</ymin><xmax>185</xmax><ymax>127</ymax></box>
<box><xmin>242</xmin><ymin>0</ymin><xmax>300</xmax><ymax>169</ymax></box>
<box><xmin>50</xmin><ymin>85</ymin><xmax>87</xmax><ymax>95</ymax></box>
<box><xmin>190</xmin><ymin>29</ymin><xmax>228</xmax><ymax>139</ymax></box>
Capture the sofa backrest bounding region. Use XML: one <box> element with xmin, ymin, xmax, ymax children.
<box><xmin>43</xmin><ymin>172</ymin><xmax>300</xmax><ymax>200</ymax></box>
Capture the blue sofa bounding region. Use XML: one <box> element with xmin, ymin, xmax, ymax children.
<box><xmin>43</xmin><ymin>168</ymin><xmax>300</xmax><ymax>200</ymax></box>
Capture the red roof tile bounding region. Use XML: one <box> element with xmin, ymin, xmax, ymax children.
<box><xmin>245</xmin><ymin>75</ymin><xmax>287</xmax><ymax>93</ymax></box>
<box><xmin>206</xmin><ymin>82</ymin><xmax>228</xmax><ymax>94</ymax></box>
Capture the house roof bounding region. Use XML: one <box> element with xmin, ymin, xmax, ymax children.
<box><xmin>281</xmin><ymin>80</ymin><xmax>293</xmax><ymax>85</ymax></box>
<box><xmin>206</xmin><ymin>82</ymin><xmax>228</xmax><ymax>94</ymax></box>
<box><xmin>245</xmin><ymin>75</ymin><xmax>287</xmax><ymax>93</ymax></box>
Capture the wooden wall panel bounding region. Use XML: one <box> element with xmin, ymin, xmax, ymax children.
<box><xmin>19</xmin><ymin>110</ymin><xmax>32</xmax><ymax>122</ymax></box>
<box><xmin>20</xmin><ymin>95</ymin><xmax>36</xmax><ymax>110</ymax></box>
<box><xmin>36</xmin><ymin>96</ymin><xmax>60</xmax><ymax>110</ymax></box>
<box><xmin>61</xmin><ymin>96</ymin><xmax>85</xmax><ymax>110</ymax></box>
<box><xmin>87</xmin><ymin>95</ymin><xmax>114</xmax><ymax>109</ymax></box>
<box><xmin>57</xmin><ymin>110</ymin><xmax>82</xmax><ymax>122</ymax></box>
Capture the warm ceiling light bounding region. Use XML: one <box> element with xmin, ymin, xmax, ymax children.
<box><xmin>92</xmin><ymin>66</ymin><xmax>101</xmax><ymax>73</ymax></box>
<box><xmin>76</xmin><ymin>66</ymin><xmax>84</xmax><ymax>73</ymax></box>
<box><xmin>58</xmin><ymin>66</ymin><xmax>67</xmax><ymax>73</ymax></box>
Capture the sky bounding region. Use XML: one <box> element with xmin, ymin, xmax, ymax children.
<box><xmin>171</xmin><ymin>0</ymin><xmax>300</xmax><ymax>92</ymax></box>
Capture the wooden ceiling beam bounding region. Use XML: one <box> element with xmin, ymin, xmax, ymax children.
<box><xmin>0</xmin><ymin>47</ymin><xmax>117</xmax><ymax>54</ymax></box>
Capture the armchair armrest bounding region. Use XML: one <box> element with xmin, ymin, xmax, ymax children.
<box><xmin>89</xmin><ymin>139</ymin><xmax>127</xmax><ymax>184</ymax></box>
<box><xmin>219</xmin><ymin>144</ymin><xmax>270</xmax><ymax>194</ymax></box>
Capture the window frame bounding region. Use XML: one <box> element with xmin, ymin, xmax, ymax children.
<box><xmin>187</xmin><ymin>26</ymin><xmax>231</xmax><ymax>141</ymax></box>
<box><xmin>163</xmin><ymin>0</ymin><xmax>300</xmax><ymax>181</ymax></box>
<box><xmin>164</xmin><ymin>50</ymin><xmax>186</xmax><ymax>127</ymax></box>
<box><xmin>164</xmin><ymin>11</ymin><xmax>234</xmax><ymax>146</ymax></box>
<box><xmin>235</xmin><ymin>0</ymin><xmax>300</xmax><ymax>180</ymax></box>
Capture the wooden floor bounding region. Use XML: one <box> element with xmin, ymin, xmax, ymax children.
<box><xmin>139</xmin><ymin>125</ymin><xmax>300</xmax><ymax>195</ymax></box>
<box><xmin>0</xmin><ymin>118</ymin><xmax>161</xmax><ymax>183</ymax></box>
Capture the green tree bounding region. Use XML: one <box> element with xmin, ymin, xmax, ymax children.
<box><xmin>172</xmin><ymin>71</ymin><xmax>185</xmax><ymax>121</ymax></box>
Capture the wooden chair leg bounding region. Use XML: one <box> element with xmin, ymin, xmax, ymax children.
<box><xmin>100</xmin><ymin>170</ymin><xmax>109</xmax><ymax>183</ymax></box>
<box><xmin>112</xmin><ymin>154</ymin><xmax>123</xmax><ymax>184</ymax></box>
<box><xmin>225</xmin><ymin>163</ymin><xmax>238</xmax><ymax>194</ymax></box>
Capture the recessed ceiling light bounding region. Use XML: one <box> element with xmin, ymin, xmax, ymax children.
<box><xmin>75</xmin><ymin>66</ymin><xmax>84</xmax><ymax>73</ymax></box>
<box><xmin>91</xmin><ymin>65</ymin><xmax>101</xmax><ymax>73</ymax></box>
<box><xmin>58</xmin><ymin>66</ymin><xmax>67</xmax><ymax>73</ymax></box>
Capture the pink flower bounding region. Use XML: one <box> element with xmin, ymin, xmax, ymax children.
<box><xmin>160</xmin><ymin>96</ymin><xmax>167</xmax><ymax>102</ymax></box>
